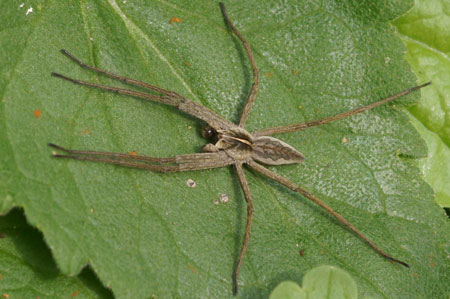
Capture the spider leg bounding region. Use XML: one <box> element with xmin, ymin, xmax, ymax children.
<box><xmin>247</xmin><ymin>160</ymin><xmax>409</xmax><ymax>267</ymax></box>
<box><xmin>220</xmin><ymin>3</ymin><xmax>260</xmax><ymax>127</ymax></box>
<box><xmin>51</xmin><ymin>72</ymin><xmax>179</xmax><ymax>107</ymax></box>
<box><xmin>253</xmin><ymin>82</ymin><xmax>431</xmax><ymax>136</ymax></box>
<box><xmin>52</xmin><ymin>53</ymin><xmax>236</xmax><ymax>131</ymax></box>
<box><xmin>232</xmin><ymin>163</ymin><xmax>254</xmax><ymax>295</ymax></box>
<box><xmin>59</xmin><ymin>49</ymin><xmax>185</xmax><ymax>100</ymax></box>
<box><xmin>49</xmin><ymin>143</ymin><xmax>234</xmax><ymax>172</ymax></box>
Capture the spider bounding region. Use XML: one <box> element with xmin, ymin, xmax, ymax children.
<box><xmin>49</xmin><ymin>2</ymin><xmax>430</xmax><ymax>295</ymax></box>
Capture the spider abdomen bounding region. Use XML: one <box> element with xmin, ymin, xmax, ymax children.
<box><xmin>252</xmin><ymin>136</ymin><xmax>304</xmax><ymax>165</ymax></box>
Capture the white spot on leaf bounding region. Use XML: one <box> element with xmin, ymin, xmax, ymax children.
<box><xmin>219</xmin><ymin>193</ymin><xmax>229</xmax><ymax>203</ymax></box>
<box><xmin>186</xmin><ymin>179</ymin><xmax>196</xmax><ymax>188</ymax></box>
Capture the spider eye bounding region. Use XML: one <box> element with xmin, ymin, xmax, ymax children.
<box><xmin>202</xmin><ymin>125</ymin><xmax>216</xmax><ymax>139</ymax></box>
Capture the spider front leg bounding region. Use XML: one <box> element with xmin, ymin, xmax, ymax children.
<box><xmin>49</xmin><ymin>143</ymin><xmax>235</xmax><ymax>172</ymax></box>
<box><xmin>220</xmin><ymin>2</ymin><xmax>260</xmax><ymax>127</ymax></box>
<box><xmin>52</xmin><ymin>50</ymin><xmax>235</xmax><ymax>131</ymax></box>
<box><xmin>57</xmin><ymin>49</ymin><xmax>186</xmax><ymax>100</ymax></box>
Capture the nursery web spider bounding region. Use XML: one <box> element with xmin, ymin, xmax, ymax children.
<box><xmin>49</xmin><ymin>2</ymin><xmax>430</xmax><ymax>295</ymax></box>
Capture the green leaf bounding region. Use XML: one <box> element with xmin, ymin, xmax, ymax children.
<box><xmin>1</xmin><ymin>0</ymin><xmax>449</xmax><ymax>298</ymax></box>
<box><xmin>0</xmin><ymin>209</ymin><xmax>112</xmax><ymax>298</ymax></box>
<box><xmin>393</xmin><ymin>0</ymin><xmax>450</xmax><ymax>207</ymax></box>
<box><xmin>303</xmin><ymin>266</ymin><xmax>357</xmax><ymax>299</ymax></box>
<box><xmin>270</xmin><ymin>265</ymin><xmax>357</xmax><ymax>299</ymax></box>
<box><xmin>270</xmin><ymin>281</ymin><xmax>306</xmax><ymax>299</ymax></box>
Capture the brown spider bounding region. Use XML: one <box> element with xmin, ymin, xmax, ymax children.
<box><xmin>49</xmin><ymin>2</ymin><xmax>430</xmax><ymax>295</ymax></box>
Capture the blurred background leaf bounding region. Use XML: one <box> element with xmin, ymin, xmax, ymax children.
<box><xmin>0</xmin><ymin>209</ymin><xmax>112</xmax><ymax>298</ymax></box>
<box><xmin>393</xmin><ymin>0</ymin><xmax>450</xmax><ymax>208</ymax></box>
<box><xmin>270</xmin><ymin>265</ymin><xmax>357</xmax><ymax>299</ymax></box>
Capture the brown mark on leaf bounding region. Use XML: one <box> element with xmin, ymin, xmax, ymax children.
<box><xmin>265</xmin><ymin>72</ymin><xmax>272</xmax><ymax>78</ymax></box>
<box><xmin>187</xmin><ymin>263</ymin><xmax>198</xmax><ymax>275</ymax></box>
<box><xmin>71</xmin><ymin>290</ymin><xmax>80</xmax><ymax>297</ymax></box>
<box><xmin>34</xmin><ymin>109</ymin><xmax>41</xmax><ymax>119</ymax></box>
<box><xmin>169</xmin><ymin>17</ymin><xmax>182</xmax><ymax>24</ymax></box>
<box><xmin>80</xmin><ymin>128</ymin><xmax>91</xmax><ymax>135</ymax></box>
<box><xmin>429</xmin><ymin>255</ymin><xmax>435</xmax><ymax>267</ymax></box>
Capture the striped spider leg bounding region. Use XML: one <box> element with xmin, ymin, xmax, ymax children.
<box><xmin>49</xmin><ymin>2</ymin><xmax>430</xmax><ymax>295</ymax></box>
